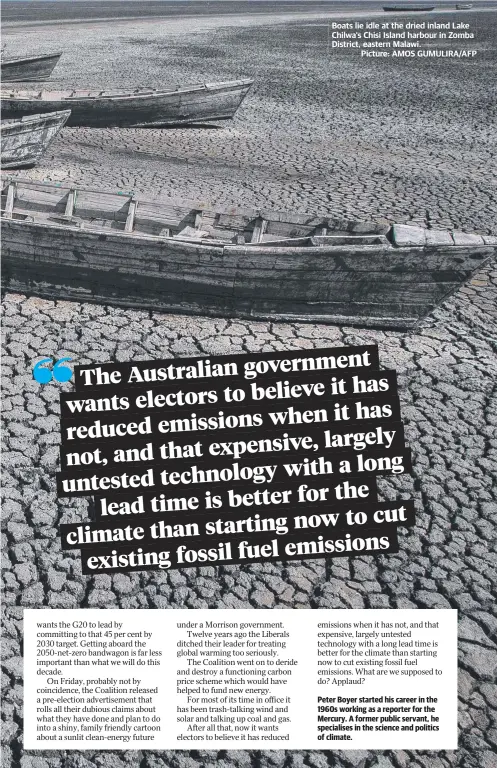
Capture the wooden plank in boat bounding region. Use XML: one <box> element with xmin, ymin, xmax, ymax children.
<box><xmin>125</xmin><ymin>199</ymin><xmax>138</xmax><ymax>233</ymax></box>
<box><xmin>247</xmin><ymin>236</ymin><xmax>313</xmax><ymax>248</ymax></box>
<box><xmin>46</xmin><ymin>214</ymin><xmax>78</xmax><ymax>225</ymax></box>
<box><xmin>311</xmin><ymin>234</ymin><xmax>389</xmax><ymax>246</ymax></box>
<box><xmin>2</xmin><ymin>219</ymin><xmax>225</xmax><ymax>261</ymax></box>
<box><xmin>4</xmin><ymin>183</ymin><xmax>16</xmax><ymax>219</ymax></box>
<box><xmin>174</xmin><ymin>225</ymin><xmax>211</xmax><ymax>240</ymax></box>
<box><xmin>425</xmin><ymin>230</ymin><xmax>454</xmax><ymax>246</ymax></box>
<box><xmin>262</xmin><ymin>221</ymin><xmax>342</xmax><ymax>239</ymax></box>
<box><xmin>64</xmin><ymin>190</ymin><xmax>76</xmax><ymax>218</ymax></box>
<box><xmin>231</xmin><ymin>277</ymin><xmax>463</xmax><ymax>305</ymax></box>
<box><xmin>348</xmin><ymin>220</ymin><xmax>390</xmax><ymax>235</ymax></box>
<box><xmin>13</xmin><ymin>185</ymin><xmax>68</xmax><ymax>212</ymax></box>
<box><xmin>452</xmin><ymin>231</ymin><xmax>485</xmax><ymax>246</ymax></box>
<box><xmin>134</xmin><ymin>201</ymin><xmax>196</xmax><ymax>233</ymax></box>
<box><xmin>66</xmin><ymin>90</ymin><xmax>94</xmax><ymax>99</ymax></box>
<box><xmin>258</xmin><ymin>211</ymin><xmax>332</xmax><ymax>225</ymax></box>
<box><xmin>223</xmin><ymin>243</ymin><xmax>492</xmax><ymax>274</ymax></box>
<box><xmin>224</xmin><ymin>243</ymin><xmax>389</xmax><ymax>260</ymax></box>
<box><xmin>0</xmin><ymin>211</ymin><xmax>33</xmax><ymax>222</ymax></box>
<box><xmin>264</xmin><ymin>217</ymin><xmax>327</xmax><ymax>237</ymax></box>
<box><xmin>217</xmin><ymin>212</ymin><xmax>257</xmax><ymax>229</ymax></box>
<box><xmin>196</xmin><ymin>224</ymin><xmax>238</xmax><ymax>242</ymax></box>
<box><xmin>251</xmin><ymin>217</ymin><xmax>267</xmax><ymax>243</ymax></box>
<box><xmin>70</xmin><ymin>190</ymin><xmax>129</xmax><ymax>220</ymax></box>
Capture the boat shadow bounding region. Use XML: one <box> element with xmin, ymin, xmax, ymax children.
<box><xmin>140</xmin><ymin>121</ymin><xmax>227</xmax><ymax>129</ymax></box>
<box><xmin>0</xmin><ymin>162</ymin><xmax>37</xmax><ymax>170</ymax></box>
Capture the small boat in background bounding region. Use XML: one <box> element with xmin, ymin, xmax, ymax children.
<box><xmin>0</xmin><ymin>79</ymin><xmax>254</xmax><ymax>128</ymax></box>
<box><xmin>1</xmin><ymin>52</ymin><xmax>62</xmax><ymax>82</ymax></box>
<box><xmin>1</xmin><ymin>111</ymin><xmax>70</xmax><ymax>169</ymax></box>
<box><xmin>1</xmin><ymin>179</ymin><xmax>495</xmax><ymax>330</ymax></box>
<box><xmin>456</xmin><ymin>3</ymin><xmax>473</xmax><ymax>9</ymax></box>
<box><xmin>383</xmin><ymin>5</ymin><xmax>435</xmax><ymax>10</ymax></box>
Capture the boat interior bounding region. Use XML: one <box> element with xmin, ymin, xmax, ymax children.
<box><xmin>1</xmin><ymin>52</ymin><xmax>62</xmax><ymax>64</ymax></box>
<box><xmin>0</xmin><ymin>179</ymin><xmax>392</xmax><ymax>247</ymax></box>
<box><xmin>1</xmin><ymin>110</ymin><xmax>71</xmax><ymax>127</ymax></box>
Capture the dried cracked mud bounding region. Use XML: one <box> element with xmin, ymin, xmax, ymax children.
<box><xmin>1</xmin><ymin>4</ymin><xmax>497</xmax><ymax>768</ymax></box>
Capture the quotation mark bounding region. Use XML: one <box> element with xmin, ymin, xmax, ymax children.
<box><xmin>33</xmin><ymin>358</ymin><xmax>73</xmax><ymax>384</ymax></box>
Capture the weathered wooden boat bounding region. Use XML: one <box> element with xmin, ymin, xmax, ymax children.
<box><xmin>0</xmin><ymin>80</ymin><xmax>254</xmax><ymax>128</ymax></box>
<box><xmin>1</xmin><ymin>179</ymin><xmax>495</xmax><ymax>330</ymax></box>
<box><xmin>1</xmin><ymin>52</ymin><xmax>62</xmax><ymax>82</ymax></box>
<box><xmin>1</xmin><ymin>111</ymin><xmax>70</xmax><ymax>169</ymax></box>
<box><xmin>456</xmin><ymin>3</ymin><xmax>472</xmax><ymax>8</ymax></box>
<box><xmin>383</xmin><ymin>5</ymin><xmax>435</xmax><ymax>10</ymax></box>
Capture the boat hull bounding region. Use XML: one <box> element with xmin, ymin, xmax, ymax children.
<box><xmin>1</xmin><ymin>53</ymin><xmax>62</xmax><ymax>82</ymax></box>
<box><xmin>0</xmin><ymin>80</ymin><xmax>254</xmax><ymax>127</ymax></box>
<box><xmin>1</xmin><ymin>218</ymin><xmax>494</xmax><ymax>329</ymax></box>
<box><xmin>383</xmin><ymin>6</ymin><xmax>435</xmax><ymax>10</ymax></box>
<box><xmin>1</xmin><ymin>110</ymin><xmax>70</xmax><ymax>169</ymax></box>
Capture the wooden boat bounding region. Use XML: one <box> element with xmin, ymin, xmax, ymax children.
<box><xmin>1</xmin><ymin>111</ymin><xmax>71</xmax><ymax>169</ymax></box>
<box><xmin>0</xmin><ymin>80</ymin><xmax>254</xmax><ymax>128</ymax></box>
<box><xmin>1</xmin><ymin>52</ymin><xmax>62</xmax><ymax>82</ymax></box>
<box><xmin>383</xmin><ymin>5</ymin><xmax>435</xmax><ymax>10</ymax></box>
<box><xmin>456</xmin><ymin>3</ymin><xmax>472</xmax><ymax>8</ymax></box>
<box><xmin>1</xmin><ymin>179</ymin><xmax>495</xmax><ymax>330</ymax></box>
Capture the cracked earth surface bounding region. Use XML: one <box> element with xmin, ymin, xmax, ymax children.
<box><xmin>2</xmin><ymin>8</ymin><xmax>497</xmax><ymax>233</ymax></box>
<box><xmin>1</xmin><ymin>3</ymin><xmax>497</xmax><ymax>768</ymax></box>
